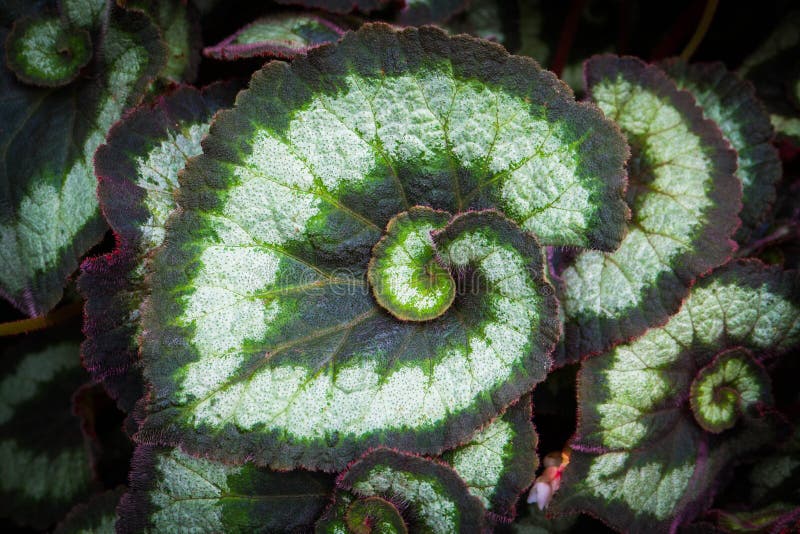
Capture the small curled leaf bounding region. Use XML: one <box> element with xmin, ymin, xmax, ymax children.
<box><xmin>316</xmin><ymin>449</ymin><xmax>486</xmax><ymax>533</ymax></box>
<box><xmin>689</xmin><ymin>347</ymin><xmax>771</xmax><ymax>433</ymax></box>
<box><xmin>5</xmin><ymin>15</ymin><xmax>92</xmax><ymax>87</ymax></box>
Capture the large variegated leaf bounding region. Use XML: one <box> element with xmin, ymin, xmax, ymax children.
<box><xmin>137</xmin><ymin>24</ymin><xmax>627</xmax><ymax>471</ymax></box>
<box><xmin>551</xmin><ymin>260</ymin><xmax>800</xmax><ymax>533</ymax></box>
<box><xmin>203</xmin><ymin>13</ymin><xmax>345</xmax><ymax>61</ymax></box>
<box><xmin>79</xmin><ymin>83</ymin><xmax>239</xmax><ymax>415</ymax></box>
<box><xmin>0</xmin><ymin>337</ymin><xmax>95</xmax><ymax>529</ymax></box>
<box><xmin>117</xmin><ymin>445</ymin><xmax>333</xmax><ymax>532</ymax></box>
<box><xmin>661</xmin><ymin>59</ymin><xmax>781</xmax><ymax>243</ymax></box>
<box><xmin>316</xmin><ymin>448</ymin><xmax>486</xmax><ymax>533</ymax></box>
<box><xmin>558</xmin><ymin>55</ymin><xmax>740</xmax><ymax>363</ymax></box>
<box><xmin>0</xmin><ymin>3</ymin><xmax>165</xmax><ymax>316</ymax></box>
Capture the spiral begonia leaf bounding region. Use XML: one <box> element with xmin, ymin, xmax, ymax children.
<box><xmin>550</xmin><ymin>260</ymin><xmax>800</xmax><ymax>533</ymax></box>
<box><xmin>316</xmin><ymin>449</ymin><xmax>486</xmax><ymax>533</ymax></box>
<box><xmin>55</xmin><ymin>487</ymin><xmax>125</xmax><ymax>534</ymax></box>
<box><xmin>558</xmin><ymin>55</ymin><xmax>740</xmax><ymax>364</ymax></box>
<box><xmin>117</xmin><ymin>445</ymin><xmax>333</xmax><ymax>533</ymax></box>
<box><xmin>0</xmin><ymin>4</ymin><xmax>165</xmax><ymax>317</ymax></box>
<box><xmin>442</xmin><ymin>394</ymin><xmax>537</xmax><ymax>521</ymax></box>
<box><xmin>661</xmin><ymin>59</ymin><xmax>781</xmax><ymax>243</ymax></box>
<box><xmin>368</xmin><ymin>207</ymin><xmax>455</xmax><ymax>321</ymax></box>
<box><xmin>203</xmin><ymin>13</ymin><xmax>345</xmax><ymax>61</ymax></box>
<box><xmin>79</xmin><ymin>83</ymin><xmax>239</xmax><ymax>415</ymax></box>
<box><xmin>0</xmin><ymin>338</ymin><xmax>94</xmax><ymax>529</ymax></box>
<box><xmin>5</xmin><ymin>15</ymin><xmax>92</xmax><ymax>87</ymax></box>
<box><xmin>137</xmin><ymin>23</ymin><xmax>627</xmax><ymax>471</ymax></box>
<box><xmin>689</xmin><ymin>347</ymin><xmax>771</xmax><ymax>434</ymax></box>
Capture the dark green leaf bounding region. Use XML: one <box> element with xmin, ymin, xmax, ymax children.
<box><xmin>0</xmin><ymin>338</ymin><xmax>95</xmax><ymax>529</ymax></box>
<box><xmin>558</xmin><ymin>55</ymin><xmax>740</xmax><ymax>364</ymax></box>
<box><xmin>0</xmin><ymin>4</ymin><xmax>165</xmax><ymax>316</ymax></box>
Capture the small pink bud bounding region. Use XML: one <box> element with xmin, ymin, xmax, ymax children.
<box><xmin>534</xmin><ymin>481</ymin><xmax>552</xmax><ymax>510</ymax></box>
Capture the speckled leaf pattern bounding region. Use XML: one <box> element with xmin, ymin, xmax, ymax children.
<box><xmin>79</xmin><ymin>83</ymin><xmax>239</xmax><ymax>415</ymax></box>
<box><xmin>661</xmin><ymin>59</ymin><xmax>781</xmax><ymax>243</ymax></box>
<box><xmin>558</xmin><ymin>55</ymin><xmax>740</xmax><ymax>363</ymax></box>
<box><xmin>55</xmin><ymin>487</ymin><xmax>125</xmax><ymax>534</ymax></box>
<box><xmin>442</xmin><ymin>394</ymin><xmax>537</xmax><ymax>521</ymax></box>
<box><xmin>0</xmin><ymin>338</ymin><xmax>95</xmax><ymax>529</ymax></box>
<box><xmin>316</xmin><ymin>449</ymin><xmax>486</xmax><ymax>533</ymax></box>
<box><xmin>551</xmin><ymin>260</ymin><xmax>800</xmax><ymax>533</ymax></box>
<box><xmin>398</xmin><ymin>0</ymin><xmax>468</xmax><ymax>26</ymax></box>
<box><xmin>0</xmin><ymin>4</ymin><xmax>165</xmax><ymax>317</ymax></box>
<box><xmin>137</xmin><ymin>24</ymin><xmax>627</xmax><ymax>471</ymax></box>
<box><xmin>117</xmin><ymin>445</ymin><xmax>333</xmax><ymax>533</ymax></box>
<box><xmin>203</xmin><ymin>13</ymin><xmax>345</xmax><ymax>61</ymax></box>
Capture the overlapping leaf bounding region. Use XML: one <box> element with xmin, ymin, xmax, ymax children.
<box><xmin>116</xmin><ymin>399</ymin><xmax>535</xmax><ymax>532</ymax></box>
<box><xmin>79</xmin><ymin>83</ymin><xmax>239</xmax><ymax>415</ymax></box>
<box><xmin>0</xmin><ymin>3</ymin><xmax>165</xmax><ymax>316</ymax></box>
<box><xmin>203</xmin><ymin>13</ymin><xmax>345</xmax><ymax>61</ymax></box>
<box><xmin>558</xmin><ymin>55</ymin><xmax>741</xmax><ymax>363</ymax></box>
<box><xmin>316</xmin><ymin>448</ymin><xmax>486</xmax><ymax>533</ymax></box>
<box><xmin>442</xmin><ymin>394</ymin><xmax>537</xmax><ymax>521</ymax></box>
<box><xmin>397</xmin><ymin>0</ymin><xmax>467</xmax><ymax>26</ymax></box>
<box><xmin>662</xmin><ymin>59</ymin><xmax>781</xmax><ymax>243</ymax></box>
<box><xmin>0</xmin><ymin>337</ymin><xmax>95</xmax><ymax>529</ymax></box>
<box><xmin>137</xmin><ymin>24</ymin><xmax>626</xmax><ymax>471</ymax></box>
<box><xmin>117</xmin><ymin>445</ymin><xmax>333</xmax><ymax>533</ymax></box>
<box><xmin>55</xmin><ymin>487</ymin><xmax>125</xmax><ymax>534</ymax></box>
<box><xmin>551</xmin><ymin>260</ymin><xmax>800</xmax><ymax>533</ymax></box>
<box><xmin>276</xmin><ymin>0</ymin><xmax>391</xmax><ymax>15</ymax></box>
<box><xmin>128</xmin><ymin>0</ymin><xmax>201</xmax><ymax>84</ymax></box>
<box><xmin>739</xmin><ymin>10</ymin><xmax>800</xmax><ymax>146</ymax></box>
